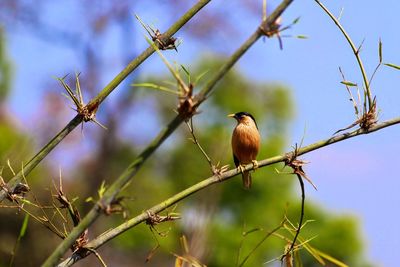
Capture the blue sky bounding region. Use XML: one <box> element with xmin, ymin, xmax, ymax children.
<box><xmin>4</xmin><ymin>1</ymin><xmax>400</xmax><ymax>266</ymax></box>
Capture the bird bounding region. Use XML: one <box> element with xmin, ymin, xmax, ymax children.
<box><xmin>228</xmin><ymin>112</ymin><xmax>261</xmax><ymax>189</ymax></box>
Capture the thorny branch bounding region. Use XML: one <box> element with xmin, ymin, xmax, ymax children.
<box><xmin>0</xmin><ymin>0</ymin><xmax>212</xmax><ymax>203</ymax></box>
<box><xmin>58</xmin><ymin>116</ymin><xmax>400</xmax><ymax>266</ymax></box>
<box><xmin>315</xmin><ymin>0</ymin><xmax>373</xmax><ymax>111</ymax></box>
<box><xmin>315</xmin><ymin>0</ymin><xmax>378</xmax><ymax>134</ymax></box>
<box><xmin>43</xmin><ymin>1</ymin><xmax>295</xmax><ymax>266</ymax></box>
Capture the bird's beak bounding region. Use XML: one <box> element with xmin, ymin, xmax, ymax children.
<box><xmin>227</xmin><ymin>113</ymin><xmax>235</xmax><ymax>118</ymax></box>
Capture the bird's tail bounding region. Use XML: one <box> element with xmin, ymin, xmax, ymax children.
<box><xmin>242</xmin><ymin>171</ymin><xmax>252</xmax><ymax>189</ymax></box>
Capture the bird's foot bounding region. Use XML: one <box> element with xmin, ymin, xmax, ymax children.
<box><xmin>237</xmin><ymin>165</ymin><xmax>246</xmax><ymax>174</ymax></box>
<box><xmin>252</xmin><ymin>160</ymin><xmax>259</xmax><ymax>170</ymax></box>
<box><xmin>212</xmin><ymin>163</ymin><xmax>229</xmax><ymax>177</ymax></box>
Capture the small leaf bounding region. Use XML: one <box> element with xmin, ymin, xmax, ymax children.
<box><xmin>384</xmin><ymin>63</ymin><xmax>400</xmax><ymax>70</ymax></box>
<box><xmin>340</xmin><ymin>80</ymin><xmax>358</xmax><ymax>87</ymax></box>
<box><xmin>20</xmin><ymin>199</ymin><xmax>35</xmax><ymax>206</ymax></box>
<box><xmin>378</xmin><ymin>38</ymin><xmax>383</xmax><ymax>63</ymax></box>
<box><xmin>292</xmin><ymin>16</ymin><xmax>301</xmax><ymax>24</ymax></box>
<box><xmin>98</xmin><ymin>181</ymin><xmax>107</xmax><ymax>198</ymax></box>
<box><xmin>132</xmin><ymin>82</ymin><xmax>180</xmax><ymax>95</ymax></box>
<box><xmin>19</xmin><ymin>214</ymin><xmax>29</xmax><ymax>238</ymax></box>
<box><xmin>193</xmin><ymin>70</ymin><xmax>209</xmax><ymax>85</ymax></box>
<box><xmin>180</xmin><ymin>65</ymin><xmax>190</xmax><ymax>76</ymax></box>
<box><xmin>295</xmin><ymin>35</ymin><xmax>308</xmax><ymax>39</ymax></box>
<box><xmin>180</xmin><ymin>64</ymin><xmax>191</xmax><ymax>84</ymax></box>
<box><xmin>313</xmin><ymin>248</ymin><xmax>349</xmax><ymax>267</ymax></box>
<box><xmin>243</xmin><ymin>227</ymin><xmax>262</xmax><ymax>236</ymax></box>
<box><xmin>85</xmin><ymin>197</ymin><xmax>94</xmax><ymax>203</ymax></box>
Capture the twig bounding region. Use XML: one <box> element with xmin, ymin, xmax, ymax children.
<box><xmin>315</xmin><ymin>0</ymin><xmax>373</xmax><ymax>110</ymax></box>
<box><xmin>284</xmin><ymin>173</ymin><xmax>305</xmax><ymax>260</ymax></box>
<box><xmin>58</xmin><ymin>116</ymin><xmax>400</xmax><ymax>266</ymax></box>
<box><xmin>86</xmin><ymin>248</ymin><xmax>107</xmax><ymax>267</ymax></box>
<box><xmin>9</xmin><ymin>213</ymin><xmax>29</xmax><ymax>267</ymax></box>
<box><xmin>339</xmin><ymin>67</ymin><xmax>360</xmax><ymax>119</ymax></box>
<box><xmin>238</xmin><ymin>220</ymin><xmax>286</xmax><ymax>267</ymax></box>
<box><xmin>185</xmin><ymin>118</ymin><xmax>213</xmax><ymax>168</ymax></box>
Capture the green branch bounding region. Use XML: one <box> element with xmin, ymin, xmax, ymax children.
<box><xmin>0</xmin><ymin>0</ymin><xmax>211</xmax><ymax>203</ymax></box>
<box><xmin>0</xmin><ymin>115</ymin><xmax>83</xmax><ymax>201</ymax></box>
<box><xmin>42</xmin><ymin>1</ymin><xmax>294</xmax><ymax>266</ymax></box>
<box><xmin>58</xmin><ymin>116</ymin><xmax>400</xmax><ymax>267</ymax></box>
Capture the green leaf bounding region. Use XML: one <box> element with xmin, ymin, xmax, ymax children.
<box><xmin>384</xmin><ymin>63</ymin><xmax>400</xmax><ymax>70</ymax></box>
<box><xmin>180</xmin><ymin>64</ymin><xmax>191</xmax><ymax>84</ymax></box>
<box><xmin>193</xmin><ymin>70</ymin><xmax>209</xmax><ymax>85</ymax></box>
<box><xmin>132</xmin><ymin>82</ymin><xmax>180</xmax><ymax>95</ymax></box>
<box><xmin>19</xmin><ymin>213</ymin><xmax>29</xmax><ymax>238</ymax></box>
<box><xmin>296</xmin><ymin>35</ymin><xmax>308</xmax><ymax>39</ymax></box>
<box><xmin>242</xmin><ymin>227</ymin><xmax>262</xmax><ymax>236</ymax></box>
<box><xmin>98</xmin><ymin>181</ymin><xmax>107</xmax><ymax>198</ymax></box>
<box><xmin>313</xmin><ymin>248</ymin><xmax>349</xmax><ymax>267</ymax></box>
<box><xmin>20</xmin><ymin>199</ymin><xmax>35</xmax><ymax>206</ymax></box>
<box><xmin>180</xmin><ymin>65</ymin><xmax>190</xmax><ymax>76</ymax></box>
<box><xmin>292</xmin><ymin>16</ymin><xmax>301</xmax><ymax>24</ymax></box>
<box><xmin>340</xmin><ymin>80</ymin><xmax>358</xmax><ymax>87</ymax></box>
<box><xmin>378</xmin><ymin>38</ymin><xmax>383</xmax><ymax>63</ymax></box>
<box><xmin>144</xmin><ymin>36</ymin><xmax>186</xmax><ymax>90</ymax></box>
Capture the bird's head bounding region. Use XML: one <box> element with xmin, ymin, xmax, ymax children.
<box><xmin>228</xmin><ymin>112</ymin><xmax>258</xmax><ymax>128</ymax></box>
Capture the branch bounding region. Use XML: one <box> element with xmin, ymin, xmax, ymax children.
<box><xmin>42</xmin><ymin>1</ymin><xmax>294</xmax><ymax>266</ymax></box>
<box><xmin>58</xmin><ymin>117</ymin><xmax>400</xmax><ymax>266</ymax></box>
<box><xmin>315</xmin><ymin>0</ymin><xmax>373</xmax><ymax>110</ymax></box>
<box><xmin>0</xmin><ymin>0</ymin><xmax>212</xmax><ymax>203</ymax></box>
<box><xmin>285</xmin><ymin>173</ymin><xmax>304</xmax><ymax>258</ymax></box>
<box><xmin>0</xmin><ymin>115</ymin><xmax>82</xmax><ymax>201</ymax></box>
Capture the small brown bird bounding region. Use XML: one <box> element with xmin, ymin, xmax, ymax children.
<box><xmin>228</xmin><ymin>112</ymin><xmax>261</xmax><ymax>189</ymax></box>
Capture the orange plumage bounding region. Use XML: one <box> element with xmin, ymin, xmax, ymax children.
<box><xmin>229</xmin><ymin>112</ymin><xmax>260</xmax><ymax>189</ymax></box>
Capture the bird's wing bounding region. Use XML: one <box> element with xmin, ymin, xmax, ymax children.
<box><xmin>233</xmin><ymin>154</ymin><xmax>240</xmax><ymax>167</ymax></box>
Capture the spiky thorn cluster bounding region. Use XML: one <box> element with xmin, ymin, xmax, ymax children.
<box><xmin>335</xmin><ymin>67</ymin><xmax>378</xmax><ymax>135</ymax></box>
<box><xmin>53</xmin><ymin>177</ymin><xmax>88</xmax><ymax>253</ymax></box>
<box><xmin>135</xmin><ymin>14</ymin><xmax>179</xmax><ymax>51</ymax></box>
<box><xmin>102</xmin><ymin>196</ymin><xmax>128</xmax><ymax>218</ymax></box>
<box><xmin>0</xmin><ymin>178</ymin><xmax>29</xmax><ymax>203</ymax></box>
<box><xmin>177</xmin><ymin>83</ymin><xmax>199</xmax><ymax>120</ymax></box>
<box><xmin>58</xmin><ymin>73</ymin><xmax>106</xmax><ymax>130</ymax></box>
<box><xmin>145</xmin><ymin>210</ymin><xmax>181</xmax><ymax>237</ymax></box>
<box><xmin>0</xmin><ymin>166</ymin><xmax>29</xmax><ymax>203</ymax></box>
<box><xmin>285</xmin><ymin>144</ymin><xmax>316</xmax><ymax>190</ymax></box>
<box><xmin>260</xmin><ymin>16</ymin><xmax>282</xmax><ymax>38</ymax></box>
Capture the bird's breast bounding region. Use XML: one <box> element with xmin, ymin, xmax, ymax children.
<box><xmin>232</xmin><ymin>124</ymin><xmax>260</xmax><ymax>163</ymax></box>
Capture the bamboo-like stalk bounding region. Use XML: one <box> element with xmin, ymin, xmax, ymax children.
<box><xmin>58</xmin><ymin>116</ymin><xmax>400</xmax><ymax>266</ymax></box>
<box><xmin>0</xmin><ymin>115</ymin><xmax>83</xmax><ymax>201</ymax></box>
<box><xmin>42</xmin><ymin>1</ymin><xmax>294</xmax><ymax>266</ymax></box>
<box><xmin>0</xmin><ymin>0</ymin><xmax>211</xmax><ymax>203</ymax></box>
<box><xmin>315</xmin><ymin>0</ymin><xmax>373</xmax><ymax>110</ymax></box>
